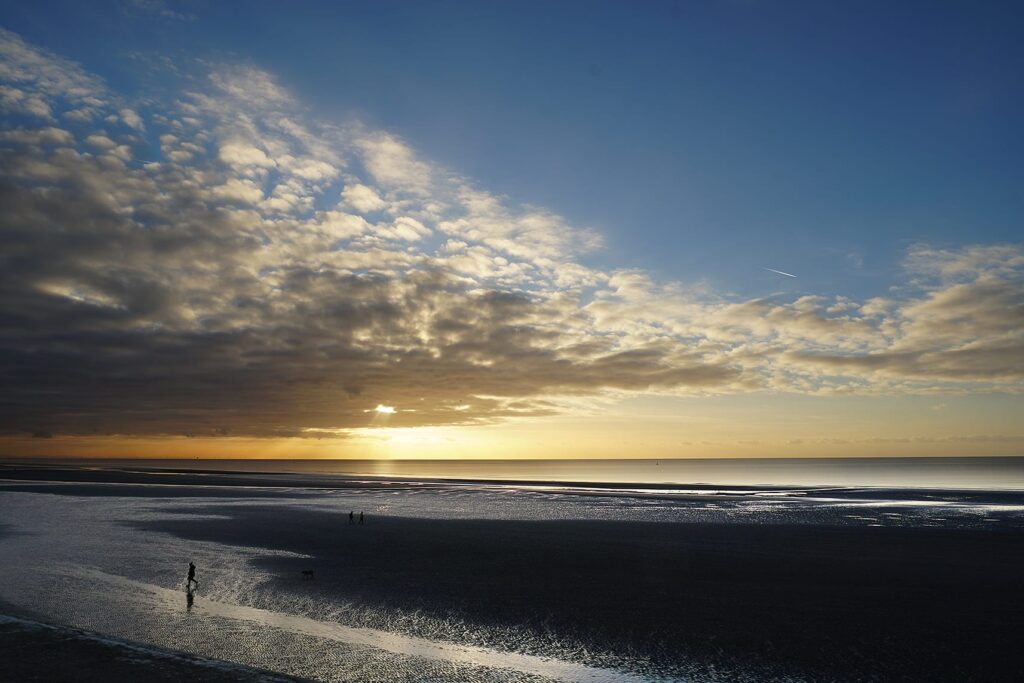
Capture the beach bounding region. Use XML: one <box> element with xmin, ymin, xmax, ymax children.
<box><xmin>2</xmin><ymin>462</ymin><xmax>1023</xmax><ymax>681</ymax></box>
<box><xmin>0</xmin><ymin>613</ymin><xmax>303</xmax><ymax>682</ymax></box>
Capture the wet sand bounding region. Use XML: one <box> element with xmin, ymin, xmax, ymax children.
<box><xmin>2</xmin><ymin>463</ymin><xmax>1024</xmax><ymax>680</ymax></box>
<box><xmin>125</xmin><ymin>502</ymin><xmax>1024</xmax><ymax>681</ymax></box>
<box><xmin>0</xmin><ymin>614</ymin><xmax>304</xmax><ymax>682</ymax></box>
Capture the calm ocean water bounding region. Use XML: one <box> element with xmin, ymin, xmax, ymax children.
<box><xmin>22</xmin><ymin>456</ymin><xmax>1024</xmax><ymax>490</ymax></box>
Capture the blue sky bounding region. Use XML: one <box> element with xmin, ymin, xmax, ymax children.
<box><xmin>4</xmin><ymin>0</ymin><xmax>1021</xmax><ymax>299</ymax></box>
<box><xmin>1</xmin><ymin>2</ymin><xmax>1022</xmax><ymax>457</ymax></box>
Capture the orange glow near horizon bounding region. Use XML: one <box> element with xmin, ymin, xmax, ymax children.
<box><xmin>2</xmin><ymin>388</ymin><xmax>1022</xmax><ymax>461</ymax></box>
<box><xmin>3</xmin><ymin>397</ymin><xmax>1023</xmax><ymax>462</ymax></box>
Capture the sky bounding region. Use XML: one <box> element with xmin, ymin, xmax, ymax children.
<box><xmin>0</xmin><ymin>1</ymin><xmax>1022</xmax><ymax>459</ymax></box>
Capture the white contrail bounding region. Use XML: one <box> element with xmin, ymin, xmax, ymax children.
<box><xmin>763</xmin><ymin>267</ymin><xmax>797</xmax><ymax>278</ymax></box>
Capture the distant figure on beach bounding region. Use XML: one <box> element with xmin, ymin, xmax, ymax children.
<box><xmin>359</xmin><ymin>511</ymin><xmax>364</xmax><ymax>525</ymax></box>
<box><xmin>349</xmin><ymin>511</ymin><xmax>354</xmax><ymax>524</ymax></box>
<box><xmin>186</xmin><ymin>561</ymin><xmax>198</xmax><ymax>590</ymax></box>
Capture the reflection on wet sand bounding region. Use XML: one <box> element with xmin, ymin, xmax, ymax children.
<box><xmin>72</xmin><ymin>566</ymin><xmax>650</xmax><ymax>683</ymax></box>
<box><xmin>2</xmin><ymin>470</ymin><xmax>1024</xmax><ymax>682</ymax></box>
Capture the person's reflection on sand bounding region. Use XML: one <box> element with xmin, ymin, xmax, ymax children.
<box><xmin>185</xmin><ymin>586</ymin><xmax>194</xmax><ymax>611</ymax></box>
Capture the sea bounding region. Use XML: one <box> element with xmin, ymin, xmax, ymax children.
<box><xmin>22</xmin><ymin>455</ymin><xmax>1024</xmax><ymax>489</ymax></box>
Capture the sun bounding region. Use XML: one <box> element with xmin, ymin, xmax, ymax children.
<box><xmin>374</xmin><ymin>404</ymin><xmax>396</xmax><ymax>414</ymax></box>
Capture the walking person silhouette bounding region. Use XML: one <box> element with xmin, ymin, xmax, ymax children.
<box><xmin>349</xmin><ymin>511</ymin><xmax>354</xmax><ymax>524</ymax></box>
<box><xmin>358</xmin><ymin>511</ymin><xmax>364</xmax><ymax>525</ymax></box>
<box><xmin>186</xmin><ymin>561</ymin><xmax>198</xmax><ymax>591</ymax></box>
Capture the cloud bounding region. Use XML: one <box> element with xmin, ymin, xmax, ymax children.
<box><xmin>119</xmin><ymin>107</ymin><xmax>145</xmax><ymax>131</ymax></box>
<box><xmin>208</xmin><ymin>65</ymin><xmax>292</xmax><ymax>107</ymax></box>
<box><xmin>905</xmin><ymin>243</ymin><xmax>1024</xmax><ymax>281</ymax></box>
<box><xmin>377</xmin><ymin>216</ymin><xmax>431</xmax><ymax>241</ymax></box>
<box><xmin>218</xmin><ymin>140</ymin><xmax>275</xmax><ymax>170</ymax></box>
<box><xmin>0</xmin><ymin>126</ymin><xmax>73</xmax><ymax>145</ymax></box>
<box><xmin>0</xmin><ymin>28</ymin><xmax>106</xmax><ymax>108</ymax></box>
<box><xmin>0</xmin><ymin>28</ymin><xmax>1022</xmax><ymax>441</ymax></box>
<box><xmin>789</xmin><ymin>278</ymin><xmax>1024</xmax><ymax>382</ymax></box>
<box><xmin>124</xmin><ymin>0</ymin><xmax>197</xmax><ymax>22</ymax></box>
<box><xmin>356</xmin><ymin>131</ymin><xmax>433</xmax><ymax>194</ymax></box>
<box><xmin>85</xmin><ymin>133</ymin><xmax>117</xmax><ymax>150</ymax></box>
<box><xmin>341</xmin><ymin>182</ymin><xmax>386</xmax><ymax>213</ymax></box>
